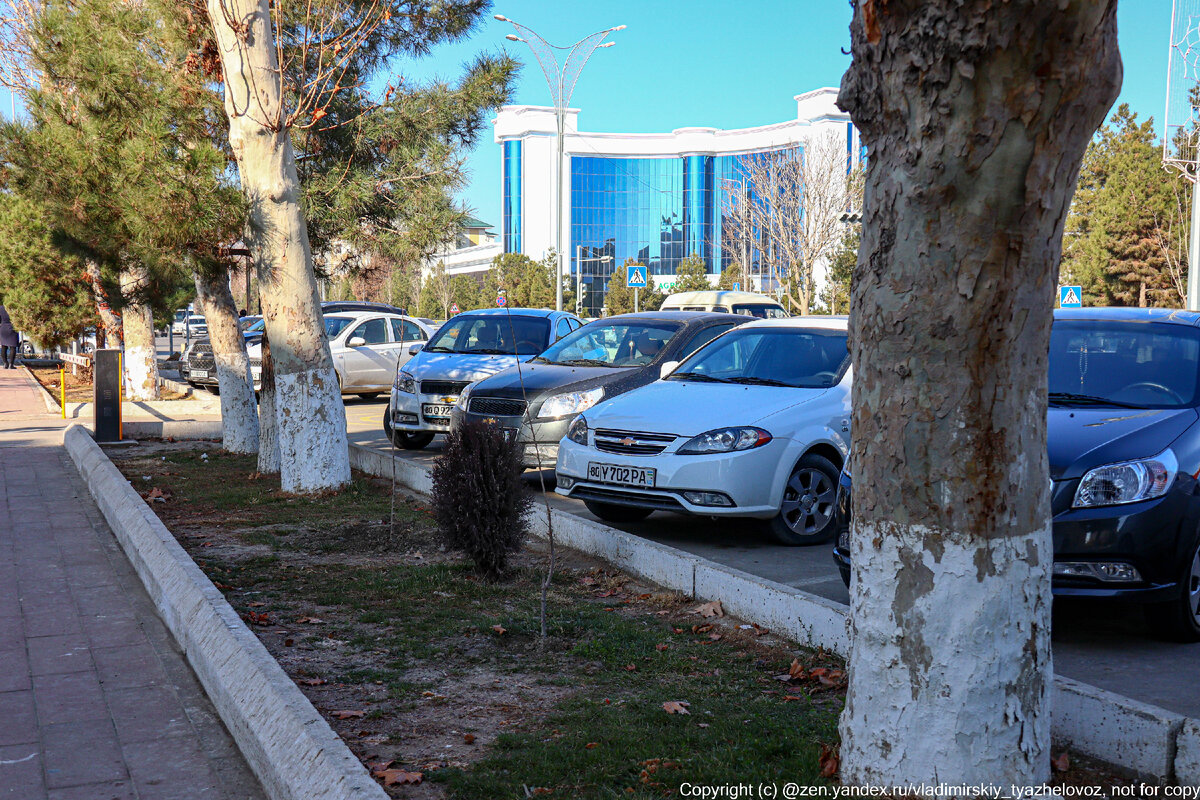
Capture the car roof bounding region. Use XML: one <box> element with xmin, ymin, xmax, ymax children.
<box><xmin>450</xmin><ymin>307</ymin><xmax>562</xmax><ymax>318</ymax></box>
<box><xmin>661</xmin><ymin>290</ymin><xmax>785</xmax><ymax>306</ymax></box>
<box><xmin>735</xmin><ymin>315</ymin><xmax>848</xmax><ymax>331</ymax></box>
<box><xmin>1053</xmin><ymin>307</ymin><xmax>1200</xmax><ymax>327</ymax></box>
<box><xmin>589</xmin><ymin>310</ymin><xmax>745</xmax><ymax>324</ymax></box>
<box><xmin>324</xmin><ymin>310</ymin><xmax>410</xmax><ymax>321</ymax></box>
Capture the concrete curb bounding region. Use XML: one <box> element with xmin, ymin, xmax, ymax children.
<box><xmin>157</xmin><ymin>375</ymin><xmax>194</xmax><ymax>396</ymax></box>
<box><xmin>1176</xmin><ymin>719</ymin><xmax>1200</xmax><ymax>786</ymax></box>
<box><xmin>64</xmin><ymin>425</ymin><xmax>387</xmax><ymax>800</ymax></box>
<box><xmin>123</xmin><ymin>420</ymin><xmax>224</xmax><ymax>440</ymax></box>
<box><xmin>19</xmin><ymin>364</ymin><xmax>61</xmax><ymax>415</ymax></box>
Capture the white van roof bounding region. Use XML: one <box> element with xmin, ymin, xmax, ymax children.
<box><xmin>660</xmin><ymin>290</ymin><xmax>785</xmax><ymax>307</ymax></box>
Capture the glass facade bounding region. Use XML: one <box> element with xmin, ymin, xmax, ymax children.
<box><xmin>502</xmin><ymin>140</ymin><xmax>522</xmax><ymax>254</ymax></box>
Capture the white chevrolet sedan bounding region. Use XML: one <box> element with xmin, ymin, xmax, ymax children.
<box><xmin>555</xmin><ymin>317</ymin><xmax>851</xmax><ymax>545</ymax></box>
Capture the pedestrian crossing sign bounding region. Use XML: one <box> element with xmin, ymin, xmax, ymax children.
<box><xmin>627</xmin><ymin>266</ymin><xmax>647</xmax><ymax>289</ymax></box>
<box><xmin>1059</xmin><ymin>285</ymin><xmax>1082</xmax><ymax>308</ymax></box>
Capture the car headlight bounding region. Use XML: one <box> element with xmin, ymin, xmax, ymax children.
<box><xmin>538</xmin><ymin>387</ymin><xmax>604</xmax><ymax>420</ymax></box>
<box><xmin>676</xmin><ymin>426</ymin><xmax>772</xmax><ymax>455</ymax></box>
<box><xmin>395</xmin><ymin>371</ymin><xmax>416</xmax><ymax>394</ymax></box>
<box><xmin>1073</xmin><ymin>449</ymin><xmax>1177</xmax><ymax>508</ymax></box>
<box><xmin>455</xmin><ymin>383</ymin><xmax>473</xmax><ymax>411</ymax></box>
<box><xmin>567</xmin><ymin>415</ymin><xmax>589</xmax><ymax>445</ymax></box>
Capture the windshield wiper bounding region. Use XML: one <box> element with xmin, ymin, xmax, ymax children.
<box><xmin>463</xmin><ymin>348</ymin><xmax>512</xmax><ymax>355</ymax></box>
<box><xmin>424</xmin><ymin>346</ymin><xmax>453</xmax><ymax>353</ymax></box>
<box><xmin>556</xmin><ymin>358</ymin><xmax>616</xmax><ymax>368</ymax></box>
<box><xmin>1048</xmin><ymin>392</ymin><xmax>1139</xmax><ymax>409</ymax></box>
<box><xmin>669</xmin><ymin>371</ymin><xmax>730</xmax><ymax>383</ymax></box>
<box><xmin>728</xmin><ymin>376</ymin><xmax>792</xmax><ymax>387</ymax></box>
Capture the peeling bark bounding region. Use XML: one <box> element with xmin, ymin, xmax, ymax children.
<box><xmin>119</xmin><ymin>269</ymin><xmax>158</xmax><ymax>401</ymax></box>
<box><xmin>206</xmin><ymin>0</ymin><xmax>350</xmax><ymax>492</ymax></box>
<box><xmin>837</xmin><ymin>0</ymin><xmax>1121</xmax><ymax>788</ymax></box>
<box><xmin>193</xmin><ymin>271</ymin><xmax>259</xmax><ymax>454</ymax></box>
<box><xmin>86</xmin><ymin>259</ymin><xmax>121</xmax><ymax>349</ymax></box>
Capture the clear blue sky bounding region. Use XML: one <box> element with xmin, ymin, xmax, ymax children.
<box><xmin>406</xmin><ymin>1</ymin><xmax>1171</xmax><ymax>230</ymax></box>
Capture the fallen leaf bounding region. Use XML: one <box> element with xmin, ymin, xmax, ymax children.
<box><xmin>1052</xmin><ymin>751</ymin><xmax>1070</xmax><ymax>773</ymax></box>
<box><xmin>662</xmin><ymin>701</ymin><xmax>690</xmax><ymax>715</ymax></box>
<box><xmin>698</xmin><ymin>722</ymin><xmax>710</xmax><ymax>728</ymax></box>
<box><xmin>655</xmin><ymin>643</ymin><xmax>669</xmax><ymax>651</ymax></box>
<box><xmin>492</xmin><ymin>624</ymin><xmax>507</xmax><ymax>635</ymax></box>
<box><xmin>579</xmin><ymin>576</ymin><xmax>597</xmax><ymax>586</ymax></box>
<box><xmin>638</xmin><ymin>593</ymin><xmax>652</xmax><ymax>600</ymax></box>
<box><xmin>297</xmin><ymin>677</ymin><xmax>327</xmax><ymax>686</ymax></box>
<box><xmin>693</xmin><ymin>600</ymin><xmax>724</xmax><ymax>618</ymax></box>
<box><xmin>296</xmin><ymin>617</ymin><xmax>324</xmax><ymax>624</ymax></box>
<box><xmin>585</xmin><ymin>742</ymin><xmax>599</xmax><ymax>749</ymax></box>
<box><xmin>672</xmin><ymin>627</ymin><xmax>684</xmax><ymax>634</ymax></box>
<box><xmin>246</xmin><ymin>601</ymin><xmax>266</xmax><ymax>608</ymax></box>
<box><xmin>819</xmin><ymin>743</ymin><xmax>840</xmax><ymax>778</ymax></box>
<box><xmin>463</xmin><ymin>733</ymin><xmax>475</xmax><ymax>744</ymax></box>
<box><xmin>708</xmin><ymin>632</ymin><xmax>723</xmax><ymax>641</ymax></box>
<box><xmin>654</xmin><ymin>610</ymin><xmax>670</xmax><ymax>616</ymax></box>
<box><xmin>374</xmin><ymin>768</ymin><xmax>422</xmax><ymax>786</ymax></box>
<box><xmin>331</xmin><ymin>710</ymin><xmax>366</xmax><ymax>719</ymax></box>
<box><xmin>692</xmin><ymin>624</ymin><xmax>714</xmax><ymax>634</ymax></box>
<box><xmin>624</xmin><ymin>664</ymin><xmax>637</xmax><ymax>672</ymax></box>
<box><xmin>283</xmin><ymin>638</ymin><xmax>294</xmax><ymax>647</ymax></box>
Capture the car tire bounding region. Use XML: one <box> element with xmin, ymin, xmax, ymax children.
<box><xmin>358</xmin><ymin>392</ymin><xmax>381</xmax><ymax>401</ymax></box>
<box><xmin>766</xmin><ymin>453</ymin><xmax>840</xmax><ymax>546</ymax></box>
<box><xmin>205</xmin><ymin>385</ymin><xmax>220</xmax><ymax>395</ymax></box>
<box><xmin>395</xmin><ymin>431</ymin><xmax>434</xmax><ymax>450</ymax></box>
<box><xmin>1146</xmin><ymin>536</ymin><xmax>1200</xmax><ymax>643</ymax></box>
<box><xmin>17</xmin><ymin>341</ymin><xmax>34</xmax><ymax>359</ymax></box>
<box><xmin>583</xmin><ymin>500</ymin><xmax>653</xmax><ymax>523</ymax></box>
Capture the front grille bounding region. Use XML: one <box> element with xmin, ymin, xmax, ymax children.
<box><xmin>593</xmin><ymin>429</ymin><xmax>676</xmax><ymax>456</ymax></box>
<box><xmin>469</xmin><ymin>397</ymin><xmax>527</xmax><ymax>417</ymax></box>
<box><xmin>421</xmin><ymin>380</ymin><xmax>469</xmax><ymax>395</ymax></box>
<box><xmin>572</xmin><ymin>486</ymin><xmax>684</xmax><ymax>512</ymax></box>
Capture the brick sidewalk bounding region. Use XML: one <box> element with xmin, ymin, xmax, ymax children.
<box><xmin>0</xmin><ymin>369</ymin><xmax>266</xmax><ymax>799</ymax></box>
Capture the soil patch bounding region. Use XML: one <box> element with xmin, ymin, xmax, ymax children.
<box><xmin>31</xmin><ymin>365</ymin><xmax>189</xmax><ymax>402</ymax></box>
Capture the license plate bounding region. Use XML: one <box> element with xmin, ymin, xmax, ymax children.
<box><xmin>191</xmin><ymin>369</ymin><xmax>209</xmax><ymax>378</ymax></box>
<box><xmin>422</xmin><ymin>403</ymin><xmax>454</xmax><ymax>419</ymax></box>
<box><xmin>587</xmin><ymin>462</ymin><xmax>656</xmax><ymax>488</ymax></box>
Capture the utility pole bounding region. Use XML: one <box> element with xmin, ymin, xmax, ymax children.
<box><xmin>496</xmin><ymin>15</ymin><xmax>623</xmax><ymax>312</ymax></box>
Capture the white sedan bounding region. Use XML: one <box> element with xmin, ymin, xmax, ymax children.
<box><xmin>555</xmin><ymin>317</ymin><xmax>851</xmax><ymax>545</ymax></box>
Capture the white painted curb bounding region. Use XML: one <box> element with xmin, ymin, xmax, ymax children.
<box><xmin>65</xmin><ymin>425</ymin><xmax>387</xmax><ymax>800</ymax></box>
<box><xmin>19</xmin><ymin>364</ymin><xmax>61</xmax><ymax>415</ymax></box>
<box><xmin>1176</xmin><ymin>719</ymin><xmax>1200</xmax><ymax>786</ymax></box>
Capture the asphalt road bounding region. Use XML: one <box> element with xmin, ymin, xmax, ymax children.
<box><xmin>341</xmin><ymin>395</ymin><xmax>1200</xmax><ymax>719</ymax></box>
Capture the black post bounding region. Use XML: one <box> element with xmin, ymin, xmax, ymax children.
<box><xmin>93</xmin><ymin>349</ymin><xmax>121</xmax><ymax>442</ymax></box>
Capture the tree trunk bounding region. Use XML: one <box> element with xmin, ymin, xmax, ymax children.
<box><xmin>206</xmin><ymin>0</ymin><xmax>350</xmax><ymax>493</ymax></box>
<box><xmin>836</xmin><ymin>0</ymin><xmax>1120</xmax><ymax>788</ymax></box>
<box><xmin>256</xmin><ymin>330</ymin><xmax>280</xmax><ymax>474</ymax></box>
<box><xmin>87</xmin><ymin>260</ymin><xmax>122</xmax><ymax>349</ymax></box>
<box><xmin>119</xmin><ymin>268</ymin><xmax>159</xmax><ymax>401</ymax></box>
<box><xmin>193</xmin><ymin>271</ymin><xmax>259</xmax><ymax>454</ymax></box>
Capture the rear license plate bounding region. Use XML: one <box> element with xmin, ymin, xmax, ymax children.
<box><xmin>422</xmin><ymin>403</ymin><xmax>454</xmax><ymax>419</ymax></box>
<box><xmin>587</xmin><ymin>462</ymin><xmax>656</xmax><ymax>488</ymax></box>
<box><xmin>191</xmin><ymin>369</ymin><xmax>209</xmax><ymax>378</ymax></box>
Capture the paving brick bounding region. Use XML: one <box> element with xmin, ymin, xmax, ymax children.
<box><xmin>0</xmin><ymin>742</ymin><xmax>44</xmax><ymax>799</ymax></box>
<box><xmin>92</xmin><ymin>643</ymin><xmax>168</xmax><ymax>690</ymax></box>
<box><xmin>0</xmin><ymin>690</ymin><xmax>38</xmax><ymax>746</ymax></box>
<box><xmin>106</xmin><ymin>685</ymin><xmax>193</xmax><ymax>744</ymax></box>
<box><xmin>26</xmin><ymin>633</ymin><xmax>93</xmax><ymax>676</ymax></box>
<box><xmin>33</xmin><ymin>671</ymin><xmax>108</xmax><ymax>726</ymax></box>
<box><xmin>47</xmin><ymin>780</ymin><xmax>137</xmax><ymax>800</ymax></box>
<box><xmin>122</xmin><ymin>734</ymin><xmax>225</xmax><ymax>800</ymax></box>
<box><xmin>0</xmin><ymin>647</ymin><xmax>30</xmax><ymax>692</ymax></box>
<box><xmin>41</xmin><ymin>718</ymin><xmax>127</xmax><ymax>789</ymax></box>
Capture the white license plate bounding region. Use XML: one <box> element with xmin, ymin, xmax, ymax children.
<box><xmin>587</xmin><ymin>462</ymin><xmax>656</xmax><ymax>488</ymax></box>
<box><xmin>191</xmin><ymin>369</ymin><xmax>209</xmax><ymax>378</ymax></box>
<box><xmin>422</xmin><ymin>404</ymin><xmax>455</xmax><ymax>419</ymax></box>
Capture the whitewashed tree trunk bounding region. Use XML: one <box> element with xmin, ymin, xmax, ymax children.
<box><xmin>193</xmin><ymin>271</ymin><xmax>259</xmax><ymax>454</ymax></box>
<box><xmin>87</xmin><ymin>260</ymin><xmax>122</xmax><ymax>349</ymax></box>
<box><xmin>256</xmin><ymin>331</ymin><xmax>280</xmax><ymax>474</ymax></box>
<box><xmin>206</xmin><ymin>0</ymin><xmax>349</xmax><ymax>492</ymax></box>
<box><xmin>836</xmin><ymin>0</ymin><xmax>1121</xmax><ymax>789</ymax></box>
<box><xmin>119</xmin><ymin>268</ymin><xmax>159</xmax><ymax>401</ymax></box>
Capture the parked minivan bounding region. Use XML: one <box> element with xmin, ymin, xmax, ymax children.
<box><xmin>659</xmin><ymin>290</ymin><xmax>788</xmax><ymax>319</ymax></box>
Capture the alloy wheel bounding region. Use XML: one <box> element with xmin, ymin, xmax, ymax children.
<box><xmin>780</xmin><ymin>467</ymin><xmax>836</xmax><ymax>536</ymax></box>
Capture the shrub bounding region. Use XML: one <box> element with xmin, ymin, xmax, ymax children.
<box><xmin>431</xmin><ymin>420</ymin><xmax>532</xmax><ymax>578</ymax></box>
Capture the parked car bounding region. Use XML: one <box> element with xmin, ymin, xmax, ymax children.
<box><xmin>170</xmin><ymin>310</ymin><xmax>189</xmax><ymax>335</ymax></box>
<box><xmin>833</xmin><ymin>307</ymin><xmax>1200</xmax><ymax>642</ymax></box>
<box><xmin>450</xmin><ymin>312</ymin><xmax>748</xmax><ymax>469</ymax></box>
<box><xmin>659</xmin><ymin>290</ymin><xmax>789</xmax><ymax>319</ymax></box>
<box><xmin>386</xmin><ymin>308</ymin><xmax>583</xmax><ymax>449</ymax></box>
<box><xmin>186</xmin><ymin>310</ymin><xmax>431</xmax><ymax>395</ymax></box>
<box><xmin>182</xmin><ymin>315</ymin><xmax>207</xmax><ymax>337</ymax></box>
<box><xmin>555</xmin><ymin>316</ymin><xmax>851</xmax><ymax>544</ymax></box>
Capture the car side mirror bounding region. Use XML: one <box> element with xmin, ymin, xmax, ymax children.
<box><xmin>348</xmin><ymin>336</ymin><xmax>366</xmax><ymax>348</ymax></box>
<box><xmin>660</xmin><ymin>360</ymin><xmax>680</xmax><ymax>379</ymax></box>
<box><xmin>408</xmin><ymin>342</ymin><xmax>424</xmax><ymax>356</ymax></box>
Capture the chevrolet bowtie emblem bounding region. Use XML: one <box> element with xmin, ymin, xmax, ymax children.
<box><xmin>619</xmin><ymin>437</ymin><xmax>636</xmax><ymax>447</ymax></box>
<box><xmin>442</xmin><ymin>396</ymin><xmax>457</xmax><ymax>403</ymax></box>
<box><xmin>483</xmin><ymin>417</ymin><xmax>499</xmax><ymax>426</ymax></box>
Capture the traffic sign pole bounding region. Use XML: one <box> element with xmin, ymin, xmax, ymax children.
<box><xmin>635</xmin><ymin>287</ymin><xmax>639</xmax><ymax>314</ymax></box>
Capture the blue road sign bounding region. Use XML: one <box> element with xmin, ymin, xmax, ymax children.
<box><xmin>627</xmin><ymin>265</ymin><xmax>647</xmax><ymax>289</ymax></box>
<box><xmin>496</xmin><ymin>291</ymin><xmax>507</xmax><ymax>307</ymax></box>
<box><xmin>1059</xmin><ymin>285</ymin><xmax>1082</xmax><ymax>308</ymax></box>
<box><xmin>732</xmin><ymin>282</ymin><xmax>741</xmax><ymax>292</ymax></box>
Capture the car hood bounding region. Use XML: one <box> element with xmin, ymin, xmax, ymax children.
<box><xmin>1049</xmin><ymin>406</ymin><xmax>1197</xmax><ymax>479</ymax></box>
<box><xmin>583</xmin><ymin>380</ymin><xmax>831</xmax><ymax>437</ymax></box>
<box><xmin>468</xmin><ymin>363</ymin><xmax>638</xmax><ymax>401</ymax></box>
<box><xmin>407</xmin><ymin>352</ymin><xmax>534</xmax><ymax>383</ymax></box>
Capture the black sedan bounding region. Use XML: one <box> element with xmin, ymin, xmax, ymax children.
<box><xmin>451</xmin><ymin>311</ymin><xmax>748</xmax><ymax>469</ymax></box>
<box><xmin>833</xmin><ymin>307</ymin><xmax>1200</xmax><ymax>641</ymax></box>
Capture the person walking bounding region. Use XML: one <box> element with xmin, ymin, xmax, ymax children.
<box><xmin>0</xmin><ymin>301</ymin><xmax>17</xmax><ymax>369</ymax></box>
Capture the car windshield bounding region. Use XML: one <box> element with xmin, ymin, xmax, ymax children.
<box><xmin>244</xmin><ymin>318</ymin><xmax>265</xmax><ymax>332</ymax></box>
<box><xmin>668</xmin><ymin>327</ymin><xmax>849</xmax><ymax>388</ymax></box>
<box><xmin>537</xmin><ymin>321</ymin><xmax>682</xmax><ymax>367</ymax></box>
<box><xmin>731</xmin><ymin>303</ymin><xmax>789</xmax><ymax>319</ymax></box>
<box><xmin>424</xmin><ymin>315</ymin><xmax>551</xmax><ymax>355</ymax></box>
<box><xmin>324</xmin><ymin>316</ymin><xmax>354</xmax><ymax>338</ymax></box>
<box><xmin>1049</xmin><ymin>320</ymin><xmax>1200</xmax><ymax>409</ymax></box>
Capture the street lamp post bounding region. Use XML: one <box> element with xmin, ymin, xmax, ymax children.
<box><xmin>496</xmin><ymin>15</ymin><xmax>623</xmax><ymax>312</ymax></box>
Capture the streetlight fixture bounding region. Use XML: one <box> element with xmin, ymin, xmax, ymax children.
<box><xmin>496</xmin><ymin>14</ymin><xmax>624</xmax><ymax>312</ymax></box>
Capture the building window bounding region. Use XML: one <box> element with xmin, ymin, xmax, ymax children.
<box><xmin>502</xmin><ymin>140</ymin><xmax>523</xmax><ymax>254</ymax></box>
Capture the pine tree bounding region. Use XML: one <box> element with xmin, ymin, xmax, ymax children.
<box><xmin>671</xmin><ymin>253</ymin><xmax>713</xmax><ymax>293</ymax></box>
<box><xmin>820</xmin><ymin>227</ymin><xmax>858</xmax><ymax>314</ymax></box>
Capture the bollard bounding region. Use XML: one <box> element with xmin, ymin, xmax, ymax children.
<box><xmin>59</xmin><ymin>364</ymin><xmax>65</xmax><ymax>419</ymax></box>
<box><xmin>118</xmin><ymin>351</ymin><xmax>123</xmax><ymax>441</ymax></box>
<box><xmin>92</xmin><ymin>349</ymin><xmax>121</xmax><ymax>442</ymax></box>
